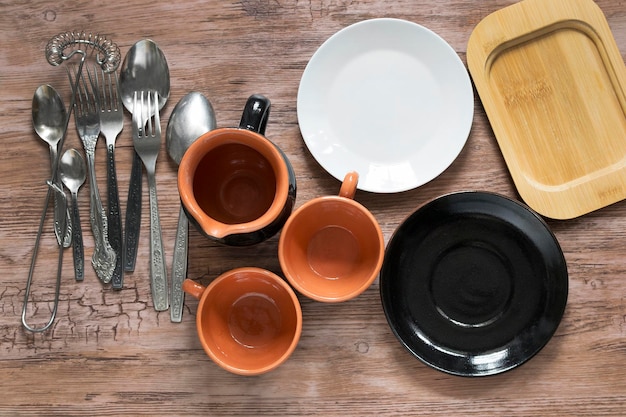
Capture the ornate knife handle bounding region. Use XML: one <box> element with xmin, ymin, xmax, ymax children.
<box><xmin>124</xmin><ymin>151</ymin><xmax>142</xmax><ymax>272</ymax></box>
<box><xmin>106</xmin><ymin>144</ymin><xmax>123</xmax><ymax>289</ymax></box>
<box><xmin>70</xmin><ymin>191</ymin><xmax>84</xmax><ymax>281</ymax></box>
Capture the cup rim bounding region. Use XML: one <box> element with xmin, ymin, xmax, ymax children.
<box><xmin>278</xmin><ymin>195</ymin><xmax>385</xmax><ymax>302</ymax></box>
<box><xmin>195</xmin><ymin>267</ymin><xmax>303</xmax><ymax>375</ymax></box>
<box><xmin>177</xmin><ymin>128</ymin><xmax>290</xmax><ymax>239</ymax></box>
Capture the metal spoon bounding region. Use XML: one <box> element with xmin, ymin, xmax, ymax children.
<box><xmin>166</xmin><ymin>92</ymin><xmax>216</xmax><ymax>322</ymax></box>
<box><xmin>32</xmin><ymin>85</ymin><xmax>71</xmax><ymax>248</ymax></box>
<box><xmin>119</xmin><ymin>39</ymin><xmax>170</xmax><ymax>273</ymax></box>
<box><xmin>59</xmin><ymin>148</ymin><xmax>86</xmax><ymax>281</ymax></box>
<box><xmin>120</xmin><ymin>39</ymin><xmax>170</xmax><ymax>112</ymax></box>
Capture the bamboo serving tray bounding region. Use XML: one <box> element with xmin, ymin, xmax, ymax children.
<box><xmin>467</xmin><ymin>0</ymin><xmax>626</xmax><ymax>219</ymax></box>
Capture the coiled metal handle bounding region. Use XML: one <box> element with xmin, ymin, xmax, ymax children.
<box><xmin>45</xmin><ymin>31</ymin><xmax>121</xmax><ymax>72</ymax></box>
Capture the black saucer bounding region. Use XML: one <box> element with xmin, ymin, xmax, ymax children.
<box><xmin>380</xmin><ymin>192</ymin><xmax>568</xmax><ymax>376</ymax></box>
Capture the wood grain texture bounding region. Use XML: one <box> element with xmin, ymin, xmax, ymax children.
<box><xmin>0</xmin><ymin>0</ymin><xmax>625</xmax><ymax>416</ymax></box>
<box><xmin>467</xmin><ymin>0</ymin><xmax>626</xmax><ymax>219</ymax></box>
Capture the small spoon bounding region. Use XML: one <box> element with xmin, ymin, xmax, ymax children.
<box><xmin>32</xmin><ymin>85</ymin><xmax>71</xmax><ymax>247</ymax></box>
<box><xmin>59</xmin><ymin>149</ymin><xmax>86</xmax><ymax>281</ymax></box>
<box><xmin>166</xmin><ymin>92</ymin><xmax>216</xmax><ymax>322</ymax></box>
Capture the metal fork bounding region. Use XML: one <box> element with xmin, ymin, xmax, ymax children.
<box><xmin>91</xmin><ymin>66</ymin><xmax>124</xmax><ymax>290</ymax></box>
<box><xmin>133</xmin><ymin>90</ymin><xmax>168</xmax><ymax>311</ymax></box>
<box><xmin>69</xmin><ymin>65</ymin><xmax>116</xmax><ymax>283</ymax></box>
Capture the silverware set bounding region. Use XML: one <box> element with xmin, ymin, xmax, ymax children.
<box><xmin>22</xmin><ymin>32</ymin><xmax>178</xmax><ymax>332</ymax></box>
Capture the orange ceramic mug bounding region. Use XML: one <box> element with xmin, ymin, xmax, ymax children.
<box><xmin>278</xmin><ymin>172</ymin><xmax>384</xmax><ymax>302</ymax></box>
<box><xmin>182</xmin><ymin>267</ymin><xmax>302</xmax><ymax>375</ymax></box>
<box><xmin>178</xmin><ymin>95</ymin><xmax>296</xmax><ymax>246</ymax></box>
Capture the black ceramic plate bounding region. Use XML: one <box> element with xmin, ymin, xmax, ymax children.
<box><xmin>380</xmin><ymin>192</ymin><xmax>568</xmax><ymax>377</ymax></box>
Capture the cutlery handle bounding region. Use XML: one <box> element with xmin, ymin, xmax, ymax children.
<box><xmin>106</xmin><ymin>144</ymin><xmax>124</xmax><ymax>289</ymax></box>
<box><xmin>70</xmin><ymin>193</ymin><xmax>84</xmax><ymax>281</ymax></box>
<box><xmin>53</xmin><ymin>185</ymin><xmax>72</xmax><ymax>248</ymax></box>
<box><xmin>22</xmin><ymin>184</ymin><xmax>65</xmax><ymax>333</ymax></box>
<box><xmin>147</xmin><ymin>172</ymin><xmax>169</xmax><ymax>311</ymax></box>
<box><xmin>50</xmin><ymin>145</ymin><xmax>71</xmax><ymax>248</ymax></box>
<box><xmin>124</xmin><ymin>151</ymin><xmax>142</xmax><ymax>272</ymax></box>
<box><xmin>87</xmin><ymin>152</ymin><xmax>116</xmax><ymax>283</ymax></box>
<box><xmin>170</xmin><ymin>206</ymin><xmax>188</xmax><ymax>322</ymax></box>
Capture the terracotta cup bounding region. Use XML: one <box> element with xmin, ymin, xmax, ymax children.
<box><xmin>278</xmin><ymin>172</ymin><xmax>385</xmax><ymax>302</ymax></box>
<box><xmin>177</xmin><ymin>94</ymin><xmax>296</xmax><ymax>246</ymax></box>
<box><xmin>182</xmin><ymin>267</ymin><xmax>302</xmax><ymax>376</ymax></box>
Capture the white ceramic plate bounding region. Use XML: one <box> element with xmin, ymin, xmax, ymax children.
<box><xmin>297</xmin><ymin>18</ymin><xmax>474</xmax><ymax>193</ymax></box>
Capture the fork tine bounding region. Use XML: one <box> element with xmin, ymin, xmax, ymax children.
<box><xmin>84</xmin><ymin>66</ymin><xmax>99</xmax><ymax>113</ymax></box>
<box><xmin>79</xmin><ymin>69</ymin><xmax>86</xmax><ymax>111</ymax></box>
<box><xmin>92</xmin><ymin>64</ymin><xmax>103</xmax><ymax>110</ymax></box>
<box><xmin>112</xmin><ymin>72</ymin><xmax>121</xmax><ymax>111</ymax></box>
<box><xmin>132</xmin><ymin>90</ymin><xmax>141</xmax><ymax>134</ymax></box>
<box><xmin>65</xmin><ymin>65</ymin><xmax>75</xmax><ymax>95</ymax></box>
<box><xmin>76</xmin><ymin>67</ymin><xmax>88</xmax><ymax>119</ymax></box>
<box><xmin>146</xmin><ymin>91</ymin><xmax>153</xmax><ymax>137</ymax></box>
<box><xmin>66</xmin><ymin>64</ymin><xmax>81</xmax><ymax>114</ymax></box>
<box><xmin>104</xmin><ymin>71</ymin><xmax>115</xmax><ymax>111</ymax></box>
<box><xmin>96</xmin><ymin>66</ymin><xmax>111</xmax><ymax>111</ymax></box>
<box><xmin>153</xmin><ymin>91</ymin><xmax>160</xmax><ymax>137</ymax></box>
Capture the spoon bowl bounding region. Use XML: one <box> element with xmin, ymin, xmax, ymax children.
<box><xmin>33</xmin><ymin>85</ymin><xmax>66</xmax><ymax>147</ymax></box>
<box><xmin>166</xmin><ymin>91</ymin><xmax>217</xmax><ymax>165</ymax></box>
<box><xmin>166</xmin><ymin>91</ymin><xmax>216</xmax><ymax>323</ymax></box>
<box><xmin>120</xmin><ymin>39</ymin><xmax>170</xmax><ymax>112</ymax></box>
<box><xmin>59</xmin><ymin>149</ymin><xmax>87</xmax><ymax>193</ymax></box>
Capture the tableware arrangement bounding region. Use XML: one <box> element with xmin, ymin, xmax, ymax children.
<box><xmin>467</xmin><ymin>0</ymin><xmax>626</xmax><ymax>219</ymax></box>
<box><xmin>24</xmin><ymin>33</ymin><xmax>210</xmax><ymax>328</ymax></box>
<box><xmin>59</xmin><ymin>148</ymin><xmax>86</xmax><ymax>281</ymax></box>
<box><xmin>92</xmin><ymin>66</ymin><xmax>124</xmax><ymax>289</ymax></box>
<box><xmin>380</xmin><ymin>192</ymin><xmax>568</xmax><ymax>376</ymax></box>
<box><xmin>22</xmin><ymin>31</ymin><xmax>121</xmax><ymax>332</ymax></box>
<box><xmin>279</xmin><ymin>171</ymin><xmax>384</xmax><ymax>302</ymax></box>
<box><xmin>182</xmin><ymin>268</ymin><xmax>302</xmax><ymax>376</ymax></box>
<box><xmin>177</xmin><ymin>94</ymin><xmax>296</xmax><ymax>246</ymax></box>
<box><xmin>119</xmin><ymin>39</ymin><xmax>170</xmax><ymax>272</ymax></box>
<box><xmin>166</xmin><ymin>92</ymin><xmax>217</xmax><ymax>323</ymax></box>
<box><xmin>297</xmin><ymin>18</ymin><xmax>474</xmax><ymax>193</ymax></box>
<box><xmin>23</xmin><ymin>0</ymin><xmax>597</xmax><ymax>377</ymax></box>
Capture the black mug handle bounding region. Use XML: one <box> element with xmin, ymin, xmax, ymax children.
<box><xmin>239</xmin><ymin>94</ymin><xmax>270</xmax><ymax>135</ymax></box>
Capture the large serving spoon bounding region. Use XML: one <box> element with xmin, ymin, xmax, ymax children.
<box><xmin>32</xmin><ymin>85</ymin><xmax>71</xmax><ymax>248</ymax></box>
<box><xmin>166</xmin><ymin>92</ymin><xmax>216</xmax><ymax>322</ymax></box>
<box><xmin>59</xmin><ymin>148</ymin><xmax>87</xmax><ymax>282</ymax></box>
<box><xmin>119</xmin><ymin>39</ymin><xmax>170</xmax><ymax>273</ymax></box>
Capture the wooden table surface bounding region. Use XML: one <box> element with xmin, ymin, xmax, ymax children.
<box><xmin>1</xmin><ymin>0</ymin><xmax>625</xmax><ymax>415</ymax></box>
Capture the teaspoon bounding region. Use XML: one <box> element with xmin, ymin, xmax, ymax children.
<box><xmin>59</xmin><ymin>149</ymin><xmax>87</xmax><ymax>281</ymax></box>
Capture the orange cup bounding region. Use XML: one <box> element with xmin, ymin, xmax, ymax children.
<box><xmin>182</xmin><ymin>268</ymin><xmax>302</xmax><ymax>375</ymax></box>
<box><xmin>278</xmin><ymin>172</ymin><xmax>384</xmax><ymax>302</ymax></box>
<box><xmin>177</xmin><ymin>95</ymin><xmax>296</xmax><ymax>246</ymax></box>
